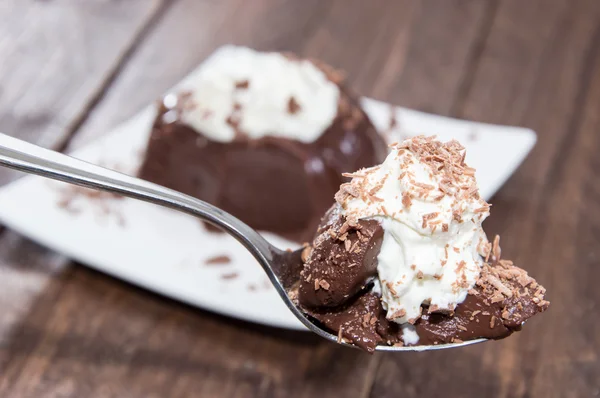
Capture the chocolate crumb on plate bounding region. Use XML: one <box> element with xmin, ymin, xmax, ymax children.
<box><xmin>220</xmin><ymin>272</ymin><xmax>239</xmax><ymax>280</ymax></box>
<box><xmin>287</xmin><ymin>96</ymin><xmax>302</xmax><ymax>114</ymax></box>
<box><xmin>55</xmin><ymin>182</ymin><xmax>126</xmax><ymax>226</ymax></box>
<box><xmin>235</xmin><ymin>80</ymin><xmax>250</xmax><ymax>89</ymax></box>
<box><xmin>205</xmin><ymin>255</ymin><xmax>232</xmax><ymax>266</ymax></box>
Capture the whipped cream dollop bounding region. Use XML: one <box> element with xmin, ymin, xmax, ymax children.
<box><xmin>335</xmin><ymin>136</ymin><xmax>491</xmax><ymax>324</ymax></box>
<box><xmin>169</xmin><ymin>45</ymin><xmax>340</xmax><ymax>143</ymax></box>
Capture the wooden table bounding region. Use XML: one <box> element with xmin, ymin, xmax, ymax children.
<box><xmin>1</xmin><ymin>1</ymin><xmax>598</xmax><ymax>397</ymax></box>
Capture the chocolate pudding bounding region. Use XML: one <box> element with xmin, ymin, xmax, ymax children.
<box><xmin>295</xmin><ymin>136</ymin><xmax>549</xmax><ymax>352</ymax></box>
<box><xmin>138</xmin><ymin>46</ymin><xmax>387</xmax><ymax>242</ymax></box>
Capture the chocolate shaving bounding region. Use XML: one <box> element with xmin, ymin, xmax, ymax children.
<box><xmin>347</xmin><ymin>216</ymin><xmax>360</xmax><ymax>228</ymax></box>
<box><xmin>368</xmin><ymin>175</ymin><xmax>388</xmax><ymax>196</ymax></box>
<box><xmin>413</xmin><ymin>181</ymin><xmax>434</xmax><ymax>190</ymax></box>
<box><xmin>287</xmin><ymin>96</ymin><xmax>301</xmax><ymax>114</ymax></box>
<box><xmin>220</xmin><ymin>272</ymin><xmax>239</xmax><ymax>280</ymax></box>
<box><xmin>389</xmin><ymin>308</ymin><xmax>407</xmax><ymax>319</ymax></box>
<box><xmin>386</xmin><ymin>282</ymin><xmax>398</xmax><ymax>296</ymax></box>
<box><xmin>421</xmin><ymin>212</ymin><xmax>439</xmax><ymax>228</ymax></box>
<box><xmin>341</xmin><ymin>182</ymin><xmax>360</xmax><ymax>198</ymax></box>
<box><xmin>369</xmin><ymin>195</ymin><xmax>384</xmax><ymax>202</ymax></box>
<box><xmin>452</xmin><ymin>209</ymin><xmax>462</xmax><ymax>223</ymax></box>
<box><xmin>301</xmin><ymin>244</ymin><xmax>312</xmax><ymax>263</ymax></box>
<box><xmin>492</xmin><ymin>235</ymin><xmax>501</xmax><ymax>262</ymax></box>
<box><xmin>235</xmin><ymin>80</ymin><xmax>250</xmax><ymax>89</ymax></box>
<box><xmin>328</xmin><ymin>229</ymin><xmax>337</xmax><ymax>239</ymax></box>
<box><xmin>401</xmin><ymin>192</ymin><xmax>413</xmax><ymax>209</ymax></box>
<box><xmin>342</xmin><ymin>172</ymin><xmax>366</xmax><ymax>179</ymax></box>
<box><xmin>485</xmin><ymin>274</ymin><xmax>513</xmax><ymax>298</ymax></box>
<box><xmin>205</xmin><ymin>255</ymin><xmax>231</xmax><ymax>265</ymax></box>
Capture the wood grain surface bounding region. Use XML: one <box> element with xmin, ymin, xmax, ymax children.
<box><xmin>1</xmin><ymin>1</ymin><xmax>599</xmax><ymax>397</ymax></box>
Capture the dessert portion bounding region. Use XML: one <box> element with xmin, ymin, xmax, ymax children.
<box><xmin>138</xmin><ymin>46</ymin><xmax>387</xmax><ymax>242</ymax></box>
<box><xmin>295</xmin><ymin>136</ymin><xmax>549</xmax><ymax>352</ymax></box>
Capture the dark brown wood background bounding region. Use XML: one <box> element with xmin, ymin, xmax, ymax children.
<box><xmin>1</xmin><ymin>1</ymin><xmax>598</xmax><ymax>397</ymax></box>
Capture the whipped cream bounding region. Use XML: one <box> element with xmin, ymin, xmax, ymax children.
<box><xmin>336</xmin><ymin>136</ymin><xmax>491</xmax><ymax>324</ymax></box>
<box><xmin>169</xmin><ymin>45</ymin><xmax>340</xmax><ymax>143</ymax></box>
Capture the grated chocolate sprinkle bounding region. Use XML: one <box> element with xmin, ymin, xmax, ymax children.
<box><xmin>287</xmin><ymin>96</ymin><xmax>302</xmax><ymax>114</ymax></box>
<box><xmin>319</xmin><ymin>280</ymin><xmax>330</xmax><ymax>290</ymax></box>
<box><xmin>205</xmin><ymin>255</ymin><xmax>232</xmax><ymax>266</ymax></box>
<box><xmin>235</xmin><ymin>80</ymin><xmax>250</xmax><ymax>89</ymax></box>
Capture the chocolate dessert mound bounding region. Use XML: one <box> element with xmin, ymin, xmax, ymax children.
<box><xmin>138</xmin><ymin>54</ymin><xmax>386</xmax><ymax>243</ymax></box>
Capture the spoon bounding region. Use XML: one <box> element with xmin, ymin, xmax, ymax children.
<box><xmin>0</xmin><ymin>132</ymin><xmax>486</xmax><ymax>352</ymax></box>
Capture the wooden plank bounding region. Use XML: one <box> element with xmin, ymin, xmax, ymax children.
<box><xmin>0</xmin><ymin>266</ymin><xmax>379</xmax><ymax>397</ymax></box>
<box><xmin>0</xmin><ymin>0</ymin><xmax>165</xmax><ymax>351</ymax></box>
<box><xmin>0</xmin><ymin>233</ymin><xmax>75</xmax><ymax>391</ymax></box>
<box><xmin>526</xmin><ymin>39</ymin><xmax>600</xmax><ymax>397</ymax></box>
<box><xmin>0</xmin><ymin>1</ymin><xmax>494</xmax><ymax>397</ymax></box>
<box><xmin>301</xmin><ymin>0</ymin><xmax>493</xmax><ymax>114</ymax></box>
<box><xmin>70</xmin><ymin>0</ymin><xmax>490</xmax><ymax>148</ymax></box>
<box><xmin>0</xmin><ymin>233</ymin><xmax>68</xmax><ymax>345</ymax></box>
<box><xmin>0</xmin><ymin>0</ymin><xmax>165</xmax><ymax>390</ymax></box>
<box><xmin>0</xmin><ymin>0</ymin><xmax>164</xmax><ymax>183</ymax></box>
<box><xmin>371</xmin><ymin>0</ymin><xmax>600</xmax><ymax>397</ymax></box>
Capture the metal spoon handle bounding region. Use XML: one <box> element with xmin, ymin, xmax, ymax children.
<box><xmin>0</xmin><ymin>133</ymin><xmax>276</xmax><ymax>265</ymax></box>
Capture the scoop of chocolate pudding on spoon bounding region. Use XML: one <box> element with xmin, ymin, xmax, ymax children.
<box><xmin>294</xmin><ymin>136</ymin><xmax>549</xmax><ymax>352</ymax></box>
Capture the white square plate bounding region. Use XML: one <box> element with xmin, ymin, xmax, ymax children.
<box><xmin>0</xmin><ymin>67</ymin><xmax>536</xmax><ymax>330</ymax></box>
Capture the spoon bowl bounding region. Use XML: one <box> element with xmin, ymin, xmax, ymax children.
<box><xmin>0</xmin><ymin>132</ymin><xmax>486</xmax><ymax>352</ymax></box>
